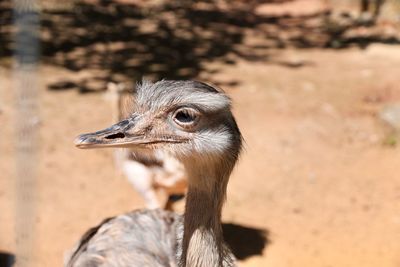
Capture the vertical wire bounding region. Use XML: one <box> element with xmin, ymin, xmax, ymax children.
<box><xmin>13</xmin><ymin>0</ymin><xmax>40</xmax><ymax>266</ymax></box>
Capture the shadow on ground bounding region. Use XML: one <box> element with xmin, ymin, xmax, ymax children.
<box><xmin>1</xmin><ymin>0</ymin><xmax>399</xmax><ymax>92</ymax></box>
<box><xmin>222</xmin><ymin>222</ymin><xmax>269</xmax><ymax>260</ymax></box>
<box><xmin>0</xmin><ymin>251</ymin><xmax>14</xmax><ymax>267</ymax></box>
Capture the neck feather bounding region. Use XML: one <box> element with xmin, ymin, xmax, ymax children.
<box><xmin>179</xmin><ymin>159</ymin><xmax>234</xmax><ymax>267</ymax></box>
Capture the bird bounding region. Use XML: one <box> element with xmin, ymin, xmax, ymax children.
<box><xmin>66</xmin><ymin>80</ymin><xmax>243</xmax><ymax>267</ymax></box>
<box><xmin>104</xmin><ymin>82</ymin><xmax>187</xmax><ymax>210</ymax></box>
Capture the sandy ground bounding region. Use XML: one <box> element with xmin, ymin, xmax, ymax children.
<box><xmin>1</xmin><ymin>43</ymin><xmax>400</xmax><ymax>267</ymax></box>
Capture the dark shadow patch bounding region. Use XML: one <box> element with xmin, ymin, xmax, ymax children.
<box><xmin>276</xmin><ymin>59</ymin><xmax>316</xmax><ymax>68</ymax></box>
<box><xmin>48</xmin><ymin>80</ymin><xmax>78</xmax><ymax>91</ymax></box>
<box><xmin>0</xmin><ymin>251</ymin><xmax>15</xmax><ymax>267</ymax></box>
<box><xmin>222</xmin><ymin>222</ymin><xmax>270</xmax><ymax>260</ymax></box>
<box><xmin>1</xmin><ymin>0</ymin><xmax>399</xmax><ymax>92</ymax></box>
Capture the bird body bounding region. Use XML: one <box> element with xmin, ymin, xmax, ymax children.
<box><xmin>65</xmin><ymin>209</ymin><xmax>182</xmax><ymax>267</ymax></box>
<box><xmin>65</xmin><ymin>208</ymin><xmax>237</xmax><ymax>267</ymax></box>
<box><xmin>68</xmin><ymin>80</ymin><xmax>242</xmax><ymax>267</ymax></box>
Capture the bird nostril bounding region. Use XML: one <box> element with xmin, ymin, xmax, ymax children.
<box><xmin>105</xmin><ymin>132</ymin><xmax>125</xmax><ymax>139</ymax></box>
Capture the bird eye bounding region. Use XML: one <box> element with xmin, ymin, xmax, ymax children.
<box><xmin>173</xmin><ymin>108</ymin><xmax>199</xmax><ymax>128</ymax></box>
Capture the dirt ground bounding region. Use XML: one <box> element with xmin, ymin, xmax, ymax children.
<box><xmin>2</xmin><ymin>1</ymin><xmax>400</xmax><ymax>267</ymax></box>
<box><xmin>2</xmin><ymin>44</ymin><xmax>400</xmax><ymax>267</ymax></box>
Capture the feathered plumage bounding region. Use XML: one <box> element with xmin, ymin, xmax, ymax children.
<box><xmin>65</xmin><ymin>209</ymin><xmax>182</xmax><ymax>267</ymax></box>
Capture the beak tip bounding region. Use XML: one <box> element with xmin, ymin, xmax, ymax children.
<box><xmin>74</xmin><ymin>135</ymin><xmax>90</xmax><ymax>148</ymax></box>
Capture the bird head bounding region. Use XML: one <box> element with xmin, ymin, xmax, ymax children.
<box><xmin>75</xmin><ymin>80</ymin><xmax>242</xmax><ymax>168</ymax></box>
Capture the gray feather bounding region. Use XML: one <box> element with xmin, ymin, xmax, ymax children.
<box><xmin>65</xmin><ymin>209</ymin><xmax>182</xmax><ymax>267</ymax></box>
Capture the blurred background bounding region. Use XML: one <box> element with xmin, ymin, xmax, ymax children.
<box><xmin>1</xmin><ymin>0</ymin><xmax>400</xmax><ymax>266</ymax></box>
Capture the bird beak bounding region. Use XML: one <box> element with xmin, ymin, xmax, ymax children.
<box><xmin>74</xmin><ymin>118</ymin><xmax>144</xmax><ymax>149</ymax></box>
<box><xmin>75</xmin><ymin>116</ymin><xmax>186</xmax><ymax>149</ymax></box>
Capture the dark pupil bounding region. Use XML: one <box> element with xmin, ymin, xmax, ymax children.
<box><xmin>175</xmin><ymin>110</ymin><xmax>194</xmax><ymax>123</ymax></box>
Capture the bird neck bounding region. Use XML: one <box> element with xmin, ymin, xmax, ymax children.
<box><xmin>180</xmin><ymin>161</ymin><xmax>232</xmax><ymax>267</ymax></box>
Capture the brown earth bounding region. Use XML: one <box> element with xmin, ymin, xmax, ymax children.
<box><xmin>1</xmin><ymin>44</ymin><xmax>400</xmax><ymax>267</ymax></box>
<box><xmin>1</xmin><ymin>1</ymin><xmax>400</xmax><ymax>267</ymax></box>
